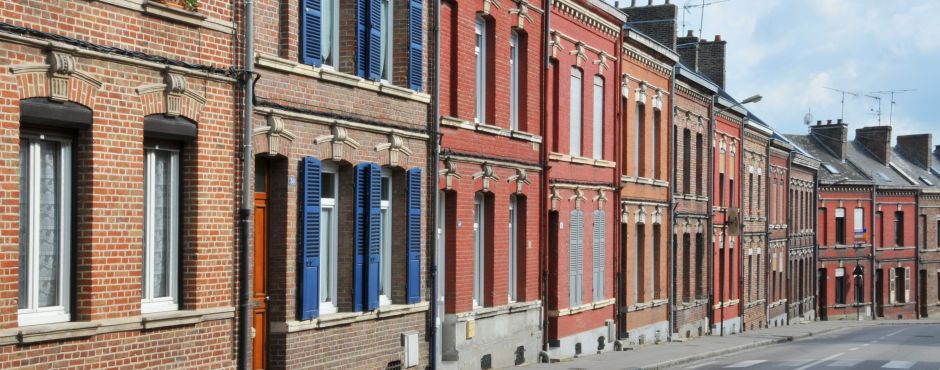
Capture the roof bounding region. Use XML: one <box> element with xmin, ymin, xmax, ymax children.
<box><xmin>785</xmin><ymin>133</ymin><xmax>871</xmax><ymax>184</ymax></box>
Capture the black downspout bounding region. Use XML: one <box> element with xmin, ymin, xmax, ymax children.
<box><xmin>667</xmin><ymin>64</ymin><xmax>677</xmax><ymax>340</ymax></box>
<box><xmin>238</xmin><ymin>0</ymin><xmax>255</xmax><ymax>368</ymax></box>
<box><xmin>539</xmin><ymin>0</ymin><xmax>551</xmax><ymax>355</ymax></box>
<box><xmin>871</xmin><ymin>185</ymin><xmax>877</xmax><ymax>321</ymax></box>
<box><xmin>429</xmin><ymin>0</ymin><xmax>441</xmax><ymax>367</ymax></box>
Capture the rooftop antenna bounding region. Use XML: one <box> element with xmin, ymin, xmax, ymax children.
<box><xmin>870</xmin><ymin>89</ymin><xmax>915</xmax><ymax>126</ymax></box>
<box><xmin>681</xmin><ymin>0</ymin><xmax>731</xmax><ymax>36</ymax></box>
<box><xmin>824</xmin><ymin>87</ymin><xmax>859</xmax><ymax>121</ymax></box>
<box><xmin>865</xmin><ymin>94</ymin><xmax>882</xmax><ymax>126</ymax></box>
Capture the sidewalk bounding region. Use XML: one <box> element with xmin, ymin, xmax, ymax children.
<box><xmin>512</xmin><ymin>319</ymin><xmax>928</xmax><ymax>370</ymax></box>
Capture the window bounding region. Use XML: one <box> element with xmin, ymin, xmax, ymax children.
<box><xmin>652</xmin><ymin>224</ymin><xmax>661</xmax><ymax>299</ymax></box>
<box><xmin>635</xmin><ymin>102</ymin><xmax>646</xmax><ymax>177</ymax></box>
<box><xmin>756</xmin><ymin>253</ymin><xmax>761</xmax><ymax>300</ymax></box>
<box><xmin>569</xmin><ymin>68</ymin><xmax>583</xmax><ymax>157</ymax></box>
<box><xmin>729</xmin><ymin>239</ymin><xmax>735</xmax><ymax>300</ymax></box>
<box><xmin>652</xmin><ymin>109</ymin><xmax>661</xmax><ymax>180</ymax></box>
<box><xmin>937</xmin><ymin>220</ymin><xmax>940</xmax><ymax>248</ymax></box>
<box><xmin>142</xmin><ymin>145</ymin><xmax>180</xmax><ymax>314</ymax></box>
<box><xmin>508</xmin><ymin>195</ymin><xmax>518</xmax><ymax>303</ymax></box>
<box><xmin>474</xmin><ymin>18</ymin><xmax>486</xmax><ymax>124</ymax></box>
<box><xmin>696</xmin><ymin>134</ymin><xmax>703</xmax><ymax>196</ymax></box>
<box><xmin>854</xmin><ymin>208</ymin><xmax>864</xmax><ymax>245</ymax></box>
<box><xmin>835</xmin><ymin>268</ymin><xmax>846</xmax><ymax>305</ymax></box>
<box><xmin>748</xmin><ymin>172</ymin><xmax>754</xmax><ymax>214</ymax></box>
<box><xmin>592</xmin><ymin>76</ymin><xmax>604</xmax><ymax>160</ymax></box>
<box><xmin>569</xmin><ymin>210</ymin><xmax>584</xmax><ymax>307</ymax></box>
<box><xmin>682</xmin><ymin>129</ymin><xmax>691</xmax><ymax>194</ymax></box>
<box><xmin>379</xmin><ymin>168</ymin><xmax>392</xmax><ymax>306</ymax></box>
<box><xmin>835</xmin><ymin>208</ymin><xmax>846</xmax><ymax>245</ymax></box>
<box><xmin>320</xmin><ymin>164</ymin><xmax>339</xmax><ymax>314</ymax></box>
<box><xmin>894</xmin><ymin>211</ymin><xmax>904</xmax><ymax>246</ymax></box>
<box><xmin>509</xmin><ymin>31</ymin><xmax>519</xmax><ymax>131</ymax></box>
<box><xmin>695</xmin><ymin>234</ymin><xmax>705</xmax><ymax>299</ymax></box>
<box><xmin>876</xmin><ymin>211</ymin><xmax>884</xmax><ymax>247</ymax></box>
<box><xmin>634</xmin><ymin>224</ymin><xmax>645</xmax><ymax>303</ymax></box>
<box><xmin>321</xmin><ymin>0</ymin><xmax>339</xmax><ymax>68</ymax></box>
<box><xmin>18</xmin><ymin>136</ymin><xmax>72</xmax><ymax>326</ymax></box>
<box><xmin>747</xmin><ymin>253</ymin><xmax>753</xmax><ymax>301</ymax></box>
<box><xmin>682</xmin><ymin>233</ymin><xmax>691</xmax><ymax>302</ymax></box>
<box><xmin>718</xmin><ymin>173</ymin><xmax>725</xmax><ymax>207</ymax></box>
<box><xmin>757</xmin><ymin>174</ymin><xmax>762</xmax><ymax>216</ymax></box>
<box><xmin>592</xmin><ymin>210</ymin><xmax>606</xmax><ymax>302</ymax></box>
<box><xmin>892</xmin><ymin>267</ymin><xmax>908</xmax><ymax>303</ymax></box>
<box><xmin>473</xmin><ymin>193</ymin><xmax>485</xmax><ymax>308</ymax></box>
<box><xmin>380</xmin><ymin>0</ymin><xmax>393</xmax><ymax>81</ymax></box>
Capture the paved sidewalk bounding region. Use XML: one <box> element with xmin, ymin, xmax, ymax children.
<box><xmin>512</xmin><ymin>319</ymin><xmax>932</xmax><ymax>370</ymax></box>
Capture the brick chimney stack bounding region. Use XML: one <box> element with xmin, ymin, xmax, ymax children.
<box><xmin>621</xmin><ymin>1</ymin><xmax>678</xmax><ymax>49</ymax></box>
<box><xmin>809</xmin><ymin>119</ymin><xmax>849</xmax><ymax>160</ymax></box>
<box><xmin>896</xmin><ymin>134</ymin><xmax>933</xmax><ymax>170</ymax></box>
<box><xmin>676</xmin><ymin>30</ymin><xmax>699</xmax><ymax>69</ymax></box>
<box><xmin>698</xmin><ymin>36</ymin><xmax>726</xmax><ymax>88</ymax></box>
<box><xmin>855</xmin><ymin>126</ymin><xmax>893</xmax><ymax>165</ymax></box>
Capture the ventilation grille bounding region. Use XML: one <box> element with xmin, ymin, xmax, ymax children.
<box><xmin>386</xmin><ymin>360</ymin><xmax>402</xmax><ymax>370</ymax></box>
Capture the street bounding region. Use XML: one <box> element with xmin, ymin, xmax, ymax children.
<box><xmin>685</xmin><ymin>323</ymin><xmax>940</xmax><ymax>370</ymax></box>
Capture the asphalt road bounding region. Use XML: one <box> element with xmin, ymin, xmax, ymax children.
<box><xmin>683</xmin><ymin>323</ymin><xmax>940</xmax><ymax>369</ymax></box>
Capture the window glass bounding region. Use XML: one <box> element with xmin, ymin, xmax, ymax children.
<box><xmin>379</xmin><ymin>169</ymin><xmax>392</xmax><ymax>305</ymax></box>
<box><xmin>509</xmin><ymin>32</ymin><xmax>519</xmax><ymax>131</ymax></box>
<box><xmin>320</xmin><ymin>164</ymin><xmax>338</xmax><ymax>314</ymax></box>
<box><xmin>569</xmin><ymin>68</ymin><xmax>582</xmax><ymax>156</ymax></box>
<box><xmin>474</xmin><ymin>18</ymin><xmax>486</xmax><ymax>124</ymax></box>
<box><xmin>321</xmin><ymin>0</ymin><xmax>337</xmax><ymax>67</ymax></box>
<box><xmin>143</xmin><ymin>147</ymin><xmax>179</xmax><ymax>313</ymax></box>
<box><xmin>380</xmin><ymin>0</ymin><xmax>393</xmax><ymax>81</ymax></box>
<box><xmin>592</xmin><ymin>76</ymin><xmax>603</xmax><ymax>160</ymax></box>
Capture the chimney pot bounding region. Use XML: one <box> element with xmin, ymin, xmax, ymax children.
<box><xmin>838</xmin><ymin>118</ymin><xmax>843</xmax><ymax>124</ymax></box>
<box><xmin>817</xmin><ymin>120</ymin><xmax>822</xmax><ymax>126</ymax></box>
<box><xmin>715</xmin><ymin>35</ymin><xmax>722</xmax><ymax>42</ymax></box>
<box><xmin>666</xmin><ymin>0</ymin><xmax>670</xmax><ymax>3</ymax></box>
<box><xmin>648</xmin><ymin>0</ymin><xmax>653</xmax><ymax>6</ymax></box>
<box><xmin>827</xmin><ymin>120</ymin><xmax>832</xmax><ymax>125</ymax></box>
<box><xmin>687</xmin><ymin>30</ymin><xmax>694</xmax><ymax>37</ymax></box>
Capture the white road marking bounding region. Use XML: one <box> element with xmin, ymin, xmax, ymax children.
<box><xmin>829</xmin><ymin>360</ymin><xmax>864</xmax><ymax>367</ymax></box>
<box><xmin>882</xmin><ymin>360</ymin><xmax>915</xmax><ymax>369</ymax></box>
<box><xmin>686</xmin><ymin>361</ymin><xmax>718</xmax><ymax>369</ymax></box>
<box><xmin>796</xmin><ymin>353</ymin><xmax>845</xmax><ymax>370</ymax></box>
<box><xmin>780</xmin><ymin>360</ymin><xmax>815</xmax><ymax>367</ymax></box>
<box><xmin>725</xmin><ymin>360</ymin><xmax>767</xmax><ymax>368</ymax></box>
<box><xmin>848</xmin><ymin>347</ymin><xmax>859</xmax><ymax>351</ymax></box>
<box><xmin>886</xmin><ymin>329</ymin><xmax>906</xmax><ymax>337</ymax></box>
<box><xmin>862</xmin><ymin>343</ymin><xmax>871</xmax><ymax>347</ymax></box>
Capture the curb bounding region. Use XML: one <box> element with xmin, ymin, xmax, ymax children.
<box><xmin>636</xmin><ymin>326</ymin><xmax>846</xmax><ymax>370</ymax></box>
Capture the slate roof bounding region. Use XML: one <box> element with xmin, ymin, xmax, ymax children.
<box><xmin>784</xmin><ymin>134</ymin><xmax>871</xmax><ymax>184</ymax></box>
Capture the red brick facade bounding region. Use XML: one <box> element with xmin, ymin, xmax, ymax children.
<box><xmin>711</xmin><ymin>109</ymin><xmax>743</xmax><ymax>335</ymax></box>
<box><xmin>741</xmin><ymin>122</ymin><xmax>770</xmax><ymax>331</ymax></box>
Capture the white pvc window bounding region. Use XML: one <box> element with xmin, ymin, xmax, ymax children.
<box><xmin>380</xmin><ymin>0</ymin><xmax>393</xmax><ymax>81</ymax></box>
<box><xmin>508</xmin><ymin>196</ymin><xmax>518</xmax><ymax>303</ymax></box>
<box><xmin>473</xmin><ymin>193</ymin><xmax>485</xmax><ymax>308</ymax></box>
<box><xmin>475</xmin><ymin>18</ymin><xmax>486</xmax><ymax>124</ymax></box>
<box><xmin>320</xmin><ymin>163</ymin><xmax>339</xmax><ymax>314</ymax></box>
<box><xmin>142</xmin><ymin>146</ymin><xmax>180</xmax><ymax>314</ymax></box>
<box><xmin>321</xmin><ymin>0</ymin><xmax>339</xmax><ymax>68</ymax></box>
<box><xmin>18</xmin><ymin>136</ymin><xmax>71</xmax><ymax>326</ymax></box>
<box><xmin>592</xmin><ymin>75</ymin><xmax>604</xmax><ymax>160</ymax></box>
<box><xmin>379</xmin><ymin>168</ymin><xmax>392</xmax><ymax>306</ymax></box>
<box><xmin>569</xmin><ymin>67</ymin><xmax>583</xmax><ymax>156</ymax></box>
<box><xmin>509</xmin><ymin>31</ymin><xmax>519</xmax><ymax>131</ymax></box>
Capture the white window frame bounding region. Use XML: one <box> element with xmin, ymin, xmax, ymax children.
<box><xmin>509</xmin><ymin>31</ymin><xmax>520</xmax><ymax>131</ymax></box>
<box><xmin>379</xmin><ymin>167</ymin><xmax>393</xmax><ymax>306</ymax></box>
<box><xmin>321</xmin><ymin>0</ymin><xmax>340</xmax><ymax>69</ymax></box>
<box><xmin>473</xmin><ymin>193</ymin><xmax>485</xmax><ymax>308</ymax></box>
<box><xmin>508</xmin><ymin>195</ymin><xmax>518</xmax><ymax>303</ymax></box>
<box><xmin>142</xmin><ymin>145</ymin><xmax>180</xmax><ymax>314</ymax></box>
<box><xmin>319</xmin><ymin>162</ymin><xmax>339</xmax><ymax>315</ymax></box>
<box><xmin>569</xmin><ymin>67</ymin><xmax>583</xmax><ymax>157</ymax></box>
<box><xmin>592</xmin><ymin>75</ymin><xmax>604</xmax><ymax>160</ymax></box>
<box><xmin>380</xmin><ymin>0</ymin><xmax>393</xmax><ymax>82</ymax></box>
<box><xmin>18</xmin><ymin>135</ymin><xmax>71</xmax><ymax>327</ymax></box>
<box><xmin>475</xmin><ymin>18</ymin><xmax>486</xmax><ymax>124</ymax></box>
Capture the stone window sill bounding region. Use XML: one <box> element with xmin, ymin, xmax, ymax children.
<box><xmin>548</xmin><ymin>152</ymin><xmax>615</xmax><ymax>168</ymax></box>
<box><xmin>278</xmin><ymin>301</ymin><xmax>430</xmax><ymax>333</ymax></box>
<box><xmin>439</xmin><ymin>116</ymin><xmax>544</xmax><ymax>144</ymax></box>
<box><xmin>713</xmin><ymin>299</ymin><xmax>740</xmax><ymax>310</ymax></box>
<box><xmin>91</xmin><ymin>0</ymin><xmax>234</xmax><ymax>33</ymax></box>
<box><xmin>552</xmin><ymin>298</ymin><xmax>615</xmax><ymax>317</ymax></box>
<box><xmin>255</xmin><ymin>53</ymin><xmax>431</xmax><ymax>104</ymax></box>
<box><xmin>0</xmin><ymin>306</ymin><xmax>235</xmax><ymax>346</ymax></box>
<box><xmin>452</xmin><ymin>300</ymin><xmax>543</xmax><ymax>322</ymax></box>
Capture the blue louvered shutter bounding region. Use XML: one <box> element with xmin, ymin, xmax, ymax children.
<box><xmin>356</xmin><ymin>0</ymin><xmax>369</xmax><ymax>77</ymax></box>
<box><xmin>406</xmin><ymin>168</ymin><xmax>422</xmax><ymax>303</ymax></box>
<box><xmin>353</xmin><ymin>163</ymin><xmax>369</xmax><ymax>311</ymax></box>
<box><xmin>298</xmin><ymin>157</ymin><xmax>322</xmax><ymax>320</ymax></box>
<box><xmin>367</xmin><ymin>0</ymin><xmax>383</xmax><ymax>80</ymax></box>
<box><xmin>366</xmin><ymin>163</ymin><xmax>382</xmax><ymax>310</ymax></box>
<box><xmin>300</xmin><ymin>0</ymin><xmax>323</xmax><ymax>66</ymax></box>
<box><xmin>407</xmin><ymin>0</ymin><xmax>423</xmax><ymax>91</ymax></box>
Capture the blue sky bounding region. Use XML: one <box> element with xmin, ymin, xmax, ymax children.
<box><xmin>611</xmin><ymin>0</ymin><xmax>940</xmax><ymax>142</ymax></box>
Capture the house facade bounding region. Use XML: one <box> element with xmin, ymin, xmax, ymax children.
<box><xmin>711</xmin><ymin>94</ymin><xmax>744</xmax><ymax>335</ymax></box>
<box><xmin>0</xmin><ymin>0</ymin><xmax>239</xmax><ymax>368</ymax></box>
<box><xmin>784</xmin><ymin>139</ymin><xmax>820</xmax><ymax>324</ymax></box>
<box><xmin>741</xmin><ymin>118</ymin><xmax>771</xmax><ymax>331</ymax></box>
<box><xmin>544</xmin><ymin>0</ymin><xmax>622</xmax><ymax>359</ymax></box>
<box><xmin>437</xmin><ymin>0</ymin><xmax>546</xmax><ymax>368</ymax></box>
<box><xmin>250</xmin><ymin>0</ymin><xmax>432</xmax><ymax>368</ymax></box>
<box><xmin>766</xmin><ymin>133</ymin><xmax>792</xmax><ymax>328</ymax></box>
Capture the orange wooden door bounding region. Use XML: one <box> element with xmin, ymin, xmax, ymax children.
<box><xmin>253</xmin><ymin>159</ymin><xmax>269</xmax><ymax>370</ymax></box>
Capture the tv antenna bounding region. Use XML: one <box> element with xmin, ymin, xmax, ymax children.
<box><xmin>681</xmin><ymin>0</ymin><xmax>731</xmax><ymax>36</ymax></box>
<box><xmin>864</xmin><ymin>94</ymin><xmax>883</xmax><ymax>125</ymax></box>
<box><xmin>824</xmin><ymin>87</ymin><xmax>859</xmax><ymax>120</ymax></box>
<box><xmin>870</xmin><ymin>89</ymin><xmax>915</xmax><ymax>126</ymax></box>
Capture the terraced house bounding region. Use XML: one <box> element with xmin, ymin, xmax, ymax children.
<box><xmin>250</xmin><ymin>0</ymin><xmax>431</xmax><ymax>367</ymax></box>
<box><xmin>0</xmin><ymin>0</ymin><xmax>240</xmax><ymax>368</ymax></box>
<box><xmin>741</xmin><ymin>114</ymin><xmax>771</xmax><ymax>331</ymax></box>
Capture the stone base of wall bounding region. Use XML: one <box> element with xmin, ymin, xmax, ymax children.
<box><xmin>768</xmin><ymin>312</ymin><xmax>788</xmax><ymax>328</ymax></box>
<box><xmin>621</xmin><ymin>319</ymin><xmax>669</xmax><ymax>346</ymax></box>
<box><xmin>441</xmin><ymin>302</ymin><xmax>542</xmax><ymax>370</ymax></box>
<box><xmin>712</xmin><ymin>316</ymin><xmax>742</xmax><ymax>335</ymax></box>
<box><xmin>674</xmin><ymin>302</ymin><xmax>709</xmax><ymax>339</ymax></box>
<box><xmin>545</xmin><ymin>323</ymin><xmax>614</xmax><ymax>360</ymax></box>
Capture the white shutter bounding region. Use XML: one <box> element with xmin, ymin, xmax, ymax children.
<box><xmin>593</xmin><ymin>210</ymin><xmax>606</xmax><ymax>302</ymax></box>
<box><xmin>570</xmin><ymin>210</ymin><xmax>584</xmax><ymax>307</ymax></box>
<box><xmin>889</xmin><ymin>268</ymin><xmax>896</xmax><ymax>304</ymax></box>
<box><xmin>905</xmin><ymin>267</ymin><xmax>911</xmax><ymax>303</ymax></box>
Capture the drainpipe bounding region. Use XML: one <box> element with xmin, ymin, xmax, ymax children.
<box><xmin>870</xmin><ymin>185</ymin><xmax>877</xmax><ymax>321</ymax></box>
<box><xmin>539</xmin><ymin>0</ymin><xmax>551</xmax><ymax>353</ymax></box>
<box><xmin>430</xmin><ymin>0</ymin><xmax>441</xmax><ymax>367</ymax></box>
<box><xmin>764</xmin><ymin>141</ymin><xmax>771</xmax><ymax>327</ymax></box>
<box><xmin>613</xmin><ymin>26</ymin><xmax>625</xmax><ymax>343</ymax></box>
<box><xmin>915</xmin><ymin>191</ymin><xmax>920</xmax><ymax>320</ymax></box>
<box><xmin>785</xmin><ymin>154</ymin><xmax>793</xmax><ymax>325</ymax></box>
<box><xmin>812</xmin><ymin>173</ymin><xmax>819</xmax><ymax>321</ymax></box>
<box><xmin>706</xmin><ymin>96</ymin><xmax>715</xmax><ymax>336</ymax></box>
<box><xmin>667</xmin><ymin>64</ymin><xmax>677</xmax><ymax>340</ymax></box>
<box><xmin>238</xmin><ymin>0</ymin><xmax>255</xmax><ymax>368</ymax></box>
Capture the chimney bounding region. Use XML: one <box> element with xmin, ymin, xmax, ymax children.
<box><xmin>896</xmin><ymin>134</ymin><xmax>933</xmax><ymax>170</ymax></box>
<box><xmin>698</xmin><ymin>37</ymin><xmax>726</xmax><ymax>88</ymax></box>
<box><xmin>809</xmin><ymin>119</ymin><xmax>848</xmax><ymax>160</ymax></box>
<box><xmin>676</xmin><ymin>31</ymin><xmax>699</xmax><ymax>69</ymax></box>
<box><xmin>621</xmin><ymin>2</ymin><xmax>678</xmax><ymax>49</ymax></box>
<box><xmin>855</xmin><ymin>126</ymin><xmax>893</xmax><ymax>165</ymax></box>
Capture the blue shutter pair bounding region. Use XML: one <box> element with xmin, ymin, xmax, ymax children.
<box><xmin>406</xmin><ymin>168</ymin><xmax>422</xmax><ymax>304</ymax></box>
<box><xmin>353</xmin><ymin>0</ymin><xmax>423</xmax><ymax>90</ymax></box>
<box><xmin>353</xmin><ymin>163</ymin><xmax>383</xmax><ymax>311</ymax></box>
<box><xmin>300</xmin><ymin>0</ymin><xmax>323</xmax><ymax>66</ymax></box>
<box><xmin>298</xmin><ymin>157</ymin><xmax>322</xmax><ymax>320</ymax></box>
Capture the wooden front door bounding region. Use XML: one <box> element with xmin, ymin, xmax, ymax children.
<box><xmin>253</xmin><ymin>158</ymin><xmax>270</xmax><ymax>370</ymax></box>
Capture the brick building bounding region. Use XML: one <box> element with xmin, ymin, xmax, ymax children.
<box><xmin>249</xmin><ymin>0</ymin><xmax>431</xmax><ymax>367</ymax></box>
<box><xmin>436</xmin><ymin>0</ymin><xmax>545</xmax><ymax>368</ymax></box>
<box><xmin>543</xmin><ymin>0</ymin><xmax>622</xmax><ymax>359</ymax></box>
<box><xmin>616</xmin><ymin>23</ymin><xmax>677</xmax><ymax>345</ymax></box>
<box><xmin>920</xmin><ymin>143</ymin><xmax>940</xmax><ymax>317</ymax></box>
<box><xmin>670</xmin><ymin>65</ymin><xmax>716</xmax><ymax>339</ymax></box>
<box><xmin>0</xmin><ymin>0</ymin><xmax>240</xmax><ymax>368</ymax></box>
<box><xmin>741</xmin><ymin>116</ymin><xmax>771</xmax><ymax>331</ymax></box>
<box><xmin>780</xmin><ymin>136</ymin><xmax>820</xmax><ymax>324</ymax></box>
<box><xmin>765</xmin><ymin>131</ymin><xmax>793</xmax><ymax>328</ymax></box>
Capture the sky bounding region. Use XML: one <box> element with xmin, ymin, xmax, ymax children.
<box><xmin>609</xmin><ymin>0</ymin><xmax>940</xmax><ymax>142</ymax></box>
